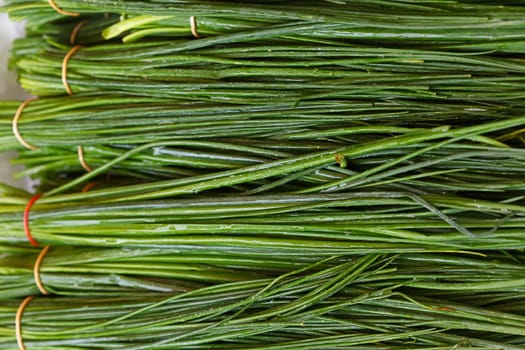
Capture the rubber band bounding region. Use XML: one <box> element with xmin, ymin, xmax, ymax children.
<box><xmin>24</xmin><ymin>194</ymin><xmax>42</xmax><ymax>247</ymax></box>
<box><xmin>62</xmin><ymin>45</ymin><xmax>83</xmax><ymax>95</ymax></box>
<box><xmin>70</xmin><ymin>19</ymin><xmax>88</xmax><ymax>44</ymax></box>
<box><xmin>77</xmin><ymin>145</ymin><xmax>93</xmax><ymax>172</ymax></box>
<box><xmin>16</xmin><ymin>295</ymin><xmax>34</xmax><ymax>350</ymax></box>
<box><xmin>47</xmin><ymin>0</ymin><xmax>80</xmax><ymax>16</ymax></box>
<box><xmin>33</xmin><ymin>245</ymin><xmax>50</xmax><ymax>295</ymax></box>
<box><xmin>190</xmin><ymin>16</ymin><xmax>201</xmax><ymax>38</ymax></box>
<box><xmin>12</xmin><ymin>99</ymin><xmax>38</xmax><ymax>150</ymax></box>
<box><xmin>82</xmin><ymin>181</ymin><xmax>99</xmax><ymax>193</ymax></box>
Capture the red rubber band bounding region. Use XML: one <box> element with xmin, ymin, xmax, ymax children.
<box><xmin>24</xmin><ymin>194</ymin><xmax>42</xmax><ymax>247</ymax></box>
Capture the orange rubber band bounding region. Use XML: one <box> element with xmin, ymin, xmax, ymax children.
<box><xmin>33</xmin><ymin>245</ymin><xmax>51</xmax><ymax>295</ymax></box>
<box><xmin>62</xmin><ymin>45</ymin><xmax>83</xmax><ymax>95</ymax></box>
<box><xmin>190</xmin><ymin>16</ymin><xmax>200</xmax><ymax>38</ymax></box>
<box><xmin>24</xmin><ymin>194</ymin><xmax>42</xmax><ymax>247</ymax></box>
<box><xmin>70</xmin><ymin>19</ymin><xmax>88</xmax><ymax>44</ymax></box>
<box><xmin>77</xmin><ymin>145</ymin><xmax>93</xmax><ymax>172</ymax></box>
<box><xmin>16</xmin><ymin>296</ymin><xmax>34</xmax><ymax>350</ymax></box>
<box><xmin>12</xmin><ymin>99</ymin><xmax>38</xmax><ymax>150</ymax></box>
<box><xmin>82</xmin><ymin>181</ymin><xmax>99</xmax><ymax>193</ymax></box>
<box><xmin>47</xmin><ymin>0</ymin><xmax>80</xmax><ymax>16</ymax></box>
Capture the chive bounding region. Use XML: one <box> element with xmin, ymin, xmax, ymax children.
<box><xmin>2</xmin><ymin>1</ymin><xmax>525</xmax><ymax>348</ymax></box>
<box><xmin>1</xmin><ymin>255</ymin><xmax>525</xmax><ymax>348</ymax></box>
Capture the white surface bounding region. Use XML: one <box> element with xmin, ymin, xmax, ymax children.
<box><xmin>0</xmin><ymin>12</ymin><xmax>26</xmax><ymax>99</ymax></box>
<box><xmin>0</xmin><ymin>11</ymin><xmax>30</xmax><ymax>189</ymax></box>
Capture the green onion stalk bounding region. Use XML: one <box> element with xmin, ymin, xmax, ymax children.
<box><xmin>1</xmin><ymin>255</ymin><xmax>525</xmax><ymax>349</ymax></box>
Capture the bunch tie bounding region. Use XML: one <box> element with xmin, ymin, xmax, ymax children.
<box><xmin>47</xmin><ymin>0</ymin><xmax>80</xmax><ymax>16</ymax></box>
<box><xmin>16</xmin><ymin>296</ymin><xmax>34</xmax><ymax>350</ymax></box>
<box><xmin>190</xmin><ymin>16</ymin><xmax>201</xmax><ymax>38</ymax></box>
<box><xmin>24</xmin><ymin>194</ymin><xmax>42</xmax><ymax>247</ymax></box>
<box><xmin>13</xmin><ymin>99</ymin><xmax>38</xmax><ymax>150</ymax></box>
<box><xmin>62</xmin><ymin>45</ymin><xmax>83</xmax><ymax>95</ymax></box>
<box><xmin>33</xmin><ymin>245</ymin><xmax>51</xmax><ymax>295</ymax></box>
<box><xmin>70</xmin><ymin>20</ymin><xmax>88</xmax><ymax>44</ymax></box>
<box><xmin>77</xmin><ymin>145</ymin><xmax>93</xmax><ymax>172</ymax></box>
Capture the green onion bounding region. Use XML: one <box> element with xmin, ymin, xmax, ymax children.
<box><xmin>1</xmin><ymin>189</ymin><xmax>525</xmax><ymax>249</ymax></box>
<box><xmin>11</xmin><ymin>36</ymin><xmax>525</xmax><ymax>100</ymax></box>
<box><xmin>2</xmin><ymin>1</ymin><xmax>525</xmax><ymax>348</ymax></box>
<box><xmin>1</xmin><ymin>97</ymin><xmax>524</xmax><ymax>194</ymax></box>
<box><xmin>1</xmin><ymin>255</ymin><xmax>525</xmax><ymax>349</ymax></box>
<box><xmin>5</xmin><ymin>0</ymin><xmax>525</xmax><ymax>53</ymax></box>
<box><xmin>2</xmin><ymin>243</ymin><xmax>525</xmax><ymax>299</ymax></box>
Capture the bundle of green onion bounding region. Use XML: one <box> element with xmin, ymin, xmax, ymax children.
<box><xmin>3</xmin><ymin>242</ymin><xmax>525</xmax><ymax>300</ymax></box>
<box><xmin>0</xmin><ymin>96</ymin><xmax>524</xmax><ymax>193</ymax></box>
<box><xmin>11</xmin><ymin>37</ymin><xmax>525</xmax><ymax>101</ymax></box>
<box><xmin>2</xmin><ymin>0</ymin><xmax>525</xmax><ymax>347</ymax></box>
<box><xmin>1</xmin><ymin>185</ymin><xmax>525</xmax><ymax>251</ymax></box>
<box><xmin>2</xmin><ymin>255</ymin><xmax>525</xmax><ymax>349</ymax></box>
<box><xmin>6</xmin><ymin>0</ymin><xmax>525</xmax><ymax>52</ymax></box>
